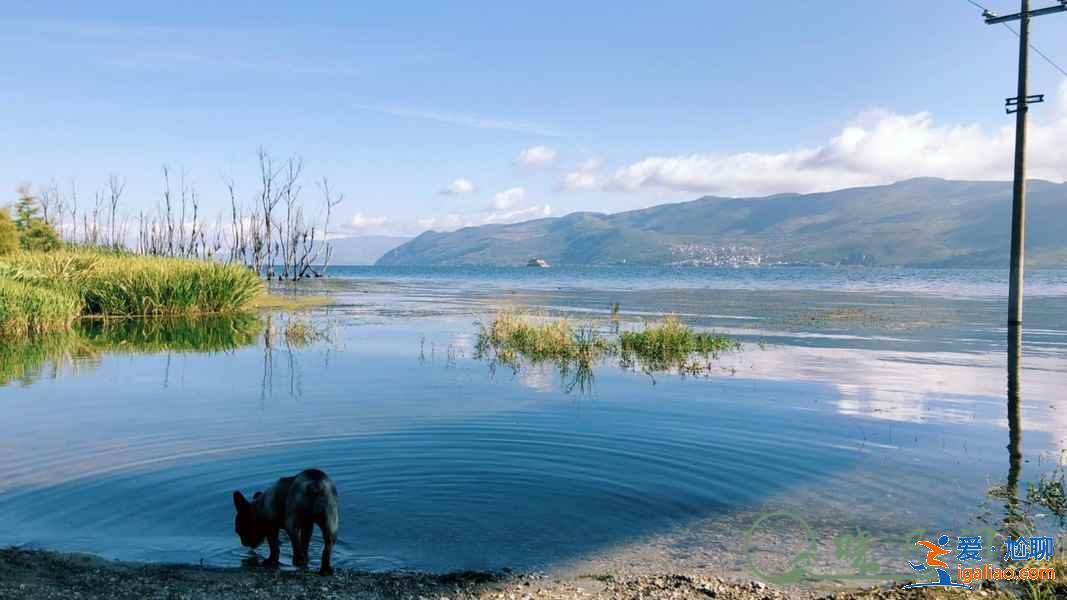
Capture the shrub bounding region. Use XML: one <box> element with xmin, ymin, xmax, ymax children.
<box><xmin>19</xmin><ymin>219</ymin><xmax>61</xmax><ymax>252</ymax></box>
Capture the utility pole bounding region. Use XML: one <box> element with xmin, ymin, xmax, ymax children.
<box><xmin>980</xmin><ymin>0</ymin><xmax>1065</xmax><ymax>484</ymax></box>
<box><xmin>980</xmin><ymin>0</ymin><xmax>1065</xmax><ymax>374</ymax></box>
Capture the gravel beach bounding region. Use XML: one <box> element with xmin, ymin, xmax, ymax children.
<box><xmin>0</xmin><ymin>548</ymin><xmax>1019</xmax><ymax>600</ymax></box>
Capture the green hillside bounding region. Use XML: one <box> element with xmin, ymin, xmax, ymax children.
<box><xmin>377</xmin><ymin>178</ymin><xmax>1067</xmax><ymax>267</ymax></box>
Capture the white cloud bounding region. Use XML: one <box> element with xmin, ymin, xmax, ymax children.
<box><xmin>417</xmin><ymin>213</ymin><xmax>468</xmax><ymax>231</ymax></box>
<box><xmin>576</xmin><ymin>157</ymin><xmax>602</xmax><ymax>171</ymax></box>
<box><xmin>580</xmin><ymin>82</ymin><xmax>1067</xmax><ymax>197</ymax></box>
<box><xmin>343</xmin><ymin>212</ymin><xmax>388</xmax><ymax>233</ymax></box>
<box><xmin>561</xmin><ymin>156</ymin><xmax>607</xmax><ymax>191</ymax></box>
<box><xmin>482</xmin><ymin>204</ymin><xmax>552</xmax><ymax>224</ymax></box>
<box><xmin>415</xmin><ymin>185</ymin><xmax>550</xmax><ymax>232</ymax></box>
<box><xmin>561</xmin><ymin>170</ymin><xmax>604</xmax><ymax>191</ymax></box>
<box><xmin>490</xmin><ymin>187</ymin><xmax>526</xmax><ymax>211</ymax></box>
<box><xmin>516</xmin><ymin>145</ymin><xmax>557</xmax><ymax>167</ymax></box>
<box><xmin>439</xmin><ymin>177</ymin><xmax>475</xmax><ymax>195</ymax></box>
<box><xmin>415</xmin><ymin>204</ymin><xmax>552</xmax><ymax>231</ymax></box>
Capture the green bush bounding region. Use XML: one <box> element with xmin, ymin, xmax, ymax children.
<box><xmin>11</xmin><ymin>186</ymin><xmax>61</xmax><ymax>252</ymax></box>
<box><xmin>19</xmin><ymin>219</ymin><xmax>61</xmax><ymax>252</ymax></box>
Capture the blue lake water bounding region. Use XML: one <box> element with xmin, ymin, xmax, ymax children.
<box><xmin>0</xmin><ymin>267</ymin><xmax>1064</xmax><ymax>582</ymax></box>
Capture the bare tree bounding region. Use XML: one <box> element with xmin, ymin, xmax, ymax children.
<box><xmin>28</xmin><ymin>150</ymin><xmax>348</xmax><ymax>283</ymax></box>
<box><xmin>107</xmin><ymin>175</ymin><xmax>126</xmax><ymax>247</ymax></box>
<box><xmin>257</xmin><ymin>149</ymin><xmax>283</xmax><ymax>279</ymax></box>
<box><xmin>316</xmin><ymin>177</ymin><xmax>344</xmax><ymax>276</ymax></box>
<box><xmin>68</xmin><ymin>181</ymin><xmax>79</xmax><ymax>243</ymax></box>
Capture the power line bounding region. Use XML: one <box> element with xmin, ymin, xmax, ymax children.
<box><xmin>964</xmin><ymin>0</ymin><xmax>1067</xmax><ymax>77</ymax></box>
<box><xmin>1002</xmin><ymin>22</ymin><xmax>1067</xmax><ymax>77</ymax></box>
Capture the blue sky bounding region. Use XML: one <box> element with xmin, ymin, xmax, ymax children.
<box><xmin>3</xmin><ymin>0</ymin><xmax>1066</xmax><ymax>236</ymax></box>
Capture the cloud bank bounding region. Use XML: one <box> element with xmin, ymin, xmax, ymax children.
<box><xmin>565</xmin><ymin>82</ymin><xmax>1067</xmax><ymax>197</ymax></box>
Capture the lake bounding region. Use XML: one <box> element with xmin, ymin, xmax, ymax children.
<box><xmin>1</xmin><ymin>266</ymin><xmax>1064</xmax><ymax>584</ymax></box>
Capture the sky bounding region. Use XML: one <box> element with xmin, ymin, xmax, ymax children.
<box><xmin>3</xmin><ymin>0</ymin><xmax>1067</xmax><ymax>238</ymax></box>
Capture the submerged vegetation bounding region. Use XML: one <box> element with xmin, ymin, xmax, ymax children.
<box><xmin>476</xmin><ymin>309</ymin><xmax>741</xmax><ymax>391</ymax></box>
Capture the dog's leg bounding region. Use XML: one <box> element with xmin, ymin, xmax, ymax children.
<box><xmin>318</xmin><ymin>521</ymin><xmax>335</xmax><ymax>576</ymax></box>
<box><xmin>299</xmin><ymin>523</ymin><xmax>313</xmax><ymax>568</ymax></box>
<box><xmin>285</xmin><ymin>525</ymin><xmax>307</xmax><ymax>567</ymax></box>
<box><xmin>264</xmin><ymin>529</ymin><xmax>281</xmax><ymax>567</ymax></box>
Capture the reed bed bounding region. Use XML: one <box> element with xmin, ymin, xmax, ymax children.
<box><xmin>0</xmin><ymin>249</ymin><xmax>263</xmax><ymax>337</ymax></box>
<box><xmin>0</xmin><ymin>279</ymin><xmax>82</xmax><ymax>337</ymax></box>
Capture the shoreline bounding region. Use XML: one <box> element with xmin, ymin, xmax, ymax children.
<box><xmin>0</xmin><ymin>547</ymin><xmax>1010</xmax><ymax>600</ymax></box>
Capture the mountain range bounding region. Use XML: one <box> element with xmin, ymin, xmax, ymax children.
<box><xmin>376</xmin><ymin>178</ymin><xmax>1067</xmax><ymax>267</ymax></box>
<box><xmin>326</xmin><ymin>235</ymin><xmax>411</xmax><ymax>265</ymax></box>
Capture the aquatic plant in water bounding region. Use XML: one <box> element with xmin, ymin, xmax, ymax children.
<box><xmin>475</xmin><ymin>310</ymin><xmax>740</xmax><ymax>391</ymax></box>
<box><xmin>618</xmin><ymin>315</ymin><xmax>740</xmax><ymax>375</ymax></box>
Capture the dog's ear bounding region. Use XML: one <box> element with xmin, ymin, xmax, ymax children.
<box><xmin>252</xmin><ymin>491</ymin><xmax>263</xmax><ymax>501</ymax></box>
<box><xmin>233</xmin><ymin>491</ymin><xmax>250</xmax><ymax>511</ymax></box>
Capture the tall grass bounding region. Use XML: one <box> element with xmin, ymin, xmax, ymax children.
<box><xmin>4</xmin><ymin>250</ymin><xmax>263</xmax><ymax>316</ymax></box>
<box><xmin>0</xmin><ymin>250</ymin><xmax>264</xmax><ymax>337</ymax></box>
<box><xmin>0</xmin><ymin>279</ymin><xmax>82</xmax><ymax>337</ymax></box>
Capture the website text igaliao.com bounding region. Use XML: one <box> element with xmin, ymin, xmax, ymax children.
<box><xmin>957</xmin><ymin>563</ymin><xmax>1056</xmax><ymax>584</ymax></box>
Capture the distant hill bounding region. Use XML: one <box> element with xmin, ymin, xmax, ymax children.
<box><xmin>376</xmin><ymin>178</ymin><xmax>1067</xmax><ymax>267</ymax></box>
<box><xmin>327</xmin><ymin>235</ymin><xmax>410</xmax><ymax>265</ymax></box>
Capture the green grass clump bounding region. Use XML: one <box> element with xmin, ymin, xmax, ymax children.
<box><xmin>1013</xmin><ymin>553</ymin><xmax>1066</xmax><ymax>600</ymax></box>
<box><xmin>477</xmin><ymin>309</ymin><xmax>612</xmax><ymax>367</ymax></box>
<box><xmin>4</xmin><ymin>250</ymin><xmax>263</xmax><ymax>316</ymax></box>
<box><xmin>619</xmin><ymin>315</ymin><xmax>740</xmax><ymax>373</ymax></box>
<box><xmin>0</xmin><ymin>279</ymin><xmax>82</xmax><ymax>337</ymax></box>
<box><xmin>0</xmin><ymin>250</ymin><xmax>264</xmax><ymax>337</ymax></box>
<box><xmin>281</xmin><ymin>317</ymin><xmax>331</xmax><ymax>347</ymax></box>
<box><xmin>476</xmin><ymin>310</ymin><xmax>741</xmax><ymax>390</ymax></box>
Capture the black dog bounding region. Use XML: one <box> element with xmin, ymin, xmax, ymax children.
<box><xmin>233</xmin><ymin>468</ymin><xmax>340</xmax><ymax>575</ymax></box>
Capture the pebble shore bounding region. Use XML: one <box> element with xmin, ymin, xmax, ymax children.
<box><xmin>0</xmin><ymin>548</ymin><xmax>1017</xmax><ymax>600</ymax></box>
